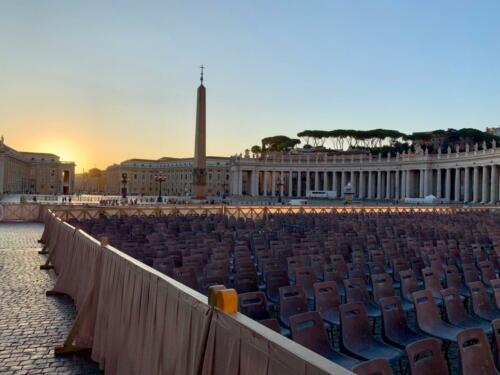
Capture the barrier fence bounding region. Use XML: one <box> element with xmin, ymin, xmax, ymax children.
<box><xmin>39</xmin><ymin>208</ymin><xmax>354</xmax><ymax>375</ymax></box>
<box><xmin>1</xmin><ymin>202</ymin><xmax>496</xmax><ymax>223</ymax></box>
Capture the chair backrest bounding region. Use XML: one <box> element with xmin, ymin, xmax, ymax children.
<box><xmin>422</xmin><ymin>267</ymin><xmax>442</xmax><ymax>293</ymax></box>
<box><xmin>458</xmin><ymin>328</ymin><xmax>498</xmax><ymax>375</ymax></box>
<box><xmin>339</xmin><ymin>302</ymin><xmax>371</xmax><ymax>349</ymax></box>
<box><xmin>265</xmin><ymin>270</ymin><xmax>289</xmax><ymax>300</ymax></box>
<box><xmin>233</xmin><ymin>271</ymin><xmax>258</xmax><ymax>294</ymax></box>
<box><xmin>289</xmin><ymin>311</ymin><xmax>332</xmax><ymax>357</ymax></box>
<box><xmin>479</xmin><ymin>260</ymin><xmax>498</xmax><ymax>287</ymax></box>
<box><xmin>413</xmin><ymin>290</ymin><xmax>442</xmax><ymax>329</ymax></box>
<box><xmin>259</xmin><ymin>318</ymin><xmax>281</xmax><ymax>333</ymax></box>
<box><xmin>492</xmin><ymin>319</ymin><xmax>500</xmax><ymax>371</ymax></box>
<box><xmin>379</xmin><ymin>296</ymin><xmax>409</xmax><ymax>343</ymax></box>
<box><xmin>400</xmin><ymin>269</ymin><xmax>419</xmax><ymax>301</ymax></box>
<box><xmin>440</xmin><ymin>287</ymin><xmax>467</xmax><ymax>324</ymax></box>
<box><xmin>492</xmin><ymin>279</ymin><xmax>500</xmax><ymax>309</ymax></box>
<box><xmin>279</xmin><ymin>285</ymin><xmax>308</xmax><ymax>325</ymax></box>
<box><xmin>295</xmin><ymin>266</ymin><xmax>317</xmax><ymax>292</ymax></box>
<box><xmin>406</xmin><ymin>338</ymin><xmax>448</xmax><ymax>375</ymax></box>
<box><xmin>462</xmin><ymin>263</ymin><xmax>480</xmax><ymax>284</ymax></box>
<box><xmin>444</xmin><ymin>265</ymin><xmax>463</xmax><ymax>290</ymax></box>
<box><xmin>469</xmin><ymin>280</ymin><xmax>495</xmax><ymax>315</ymax></box>
<box><xmin>287</xmin><ymin>256</ymin><xmax>308</xmax><ymax>279</ymax></box>
<box><xmin>352</xmin><ymin>358</ymin><xmax>393</xmax><ymax>375</ymax></box>
<box><xmin>371</xmin><ymin>272</ymin><xmax>396</xmax><ymax>304</ymax></box>
<box><xmin>238</xmin><ymin>291</ymin><xmax>270</xmax><ymax>320</ymax></box>
<box><xmin>344</xmin><ymin>277</ymin><xmax>370</xmax><ymax>303</ymax></box>
<box><xmin>314</xmin><ymin>281</ymin><xmax>341</xmax><ymax>314</ymax></box>
<box><xmin>331</xmin><ymin>254</ymin><xmax>348</xmax><ymax>275</ymax></box>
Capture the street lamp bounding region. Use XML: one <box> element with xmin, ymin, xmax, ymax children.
<box><xmin>155</xmin><ymin>174</ymin><xmax>166</xmax><ymax>203</ymax></box>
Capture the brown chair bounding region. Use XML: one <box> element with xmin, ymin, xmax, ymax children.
<box><xmin>490</xmin><ymin>279</ymin><xmax>500</xmax><ymax>309</ymax></box>
<box><xmin>265</xmin><ymin>270</ymin><xmax>289</xmax><ymax>304</ymax></box>
<box><xmin>444</xmin><ymin>265</ymin><xmax>469</xmax><ymax>297</ymax></box>
<box><xmin>492</xmin><ymin>319</ymin><xmax>500</xmax><ymax>371</ymax></box>
<box><xmin>289</xmin><ymin>311</ymin><xmax>360</xmax><ymax>370</ymax></box>
<box><xmin>457</xmin><ymin>328</ymin><xmax>500</xmax><ymax>375</ymax></box>
<box><xmin>399</xmin><ymin>269</ymin><xmax>419</xmax><ymax>305</ymax></box>
<box><xmin>379</xmin><ymin>296</ymin><xmax>426</xmax><ymax>348</ymax></box>
<box><xmin>440</xmin><ymin>287</ymin><xmax>491</xmax><ymax>334</ymax></box>
<box><xmin>406</xmin><ymin>338</ymin><xmax>448</xmax><ymax>375</ymax></box>
<box><xmin>352</xmin><ymin>358</ymin><xmax>393</xmax><ymax>375</ymax></box>
<box><xmin>313</xmin><ymin>281</ymin><xmax>341</xmax><ymax>326</ymax></box>
<box><xmin>259</xmin><ymin>318</ymin><xmax>281</xmax><ymax>334</ymax></box>
<box><xmin>172</xmin><ymin>266</ymin><xmax>199</xmax><ymax>291</ymax></box>
<box><xmin>278</xmin><ymin>285</ymin><xmax>308</xmax><ymax>329</ymax></box>
<box><xmin>469</xmin><ymin>281</ymin><xmax>500</xmax><ymax>321</ymax></box>
<box><xmin>422</xmin><ymin>267</ymin><xmax>443</xmax><ymax>303</ymax></box>
<box><xmin>238</xmin><ymin>292</ymin><xmax>270</xmax><ymax>321</ymax></box>
<box><xmin>344</xmin><ymin>277</ymin><xmax>381</xmax><ymax>318</ymax></box>
<box><xmin>479</xmin><ymin>260</ymin><xmax>498</xmax><ymax>289</ymax></box>
<box><xmin>295</xmin><ymin>266</ymin><xmax>316</xmax><ymax>300</ymax></box>
<box><xmin>371</xmin><ymin>273</ymin><xmax>395</xmax><ymax>304</ymax></box>
<box><xmin>233</xmin><ymin>271</ymin><xmax>259</xmax><ymax>294</ymax></box>
<box><xmin>339</xmin><ymin>302</ymin><xmax>403</xmax><ymax>365</ymax></box>
<box><xmin>462</xmin><ymin>262</ymin><xmax>480</xmax><ymax>284</ymax></box>
<box><xmin>413</xmin><ymin>289</ymin><xmax>463</xmax><ymax>342</ymax></box>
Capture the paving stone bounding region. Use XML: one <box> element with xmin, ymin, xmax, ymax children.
<box><xmin>0</xmin><ymin>223</ymin><xmax>102</xmax><ymax>374</ymax></box>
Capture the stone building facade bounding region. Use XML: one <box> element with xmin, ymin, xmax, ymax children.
<box><xmin>0</xmin><ymin>139</ymin><xmax>75</xmax><ymax>196</ymax></box>
<box><xmin>105</xmin><ymin>156</ymin><xmax>230</xmax><ymax>197</ymax></box>
<box><xmin>229</xmin><ymin>142</ymin><xmax>500</xmax><ymax>204</ymax></box>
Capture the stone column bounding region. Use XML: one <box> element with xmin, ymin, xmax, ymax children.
<box><xmin>395</xmin><ymin>170</ymin><xmax>400</xmax><ymax>199</ymax></box>
<box><xmin>473</xmin><ymin>166</ymin><xmax>480</xmax><ymax>203</ymax></box>
<box><xmin>482</xmin><ymin>166</ymin><xmax>489</xmax><ymax>203</ymax></box>
<box><xmin>341</xmin><ymin>171</ymin><xmax>347</xmax><ymax>198</ymax></box>
<box><xmin>297</xmin><ymin>171</ymin><xmax>302</xmax><ymax>197</ymax></box>
<box><xmin>386</xmin><ymin>171</ymin><xmax>391</xmax><ymax>199</ymax></box>
<box><xmin>445</xmin><ymin>168</ymin><xmax>451</xmax><ymax>201</ymax></box>
<box><xmin>250</xmin><ymin>170</ymin><xmax>257</xmax><ymax>196</ymax></box>
<box><xmin>279</xmin><ymin>172</ymin><xmax>285</xmax><ymax>197</ymax></box>
<box><xmin>405</xmin><ymin>170</ymin><xmax>411</xmax><ymax>198</ymax></box>
<box><xmin>332</xmin><ymin>172</ymin><xmax>338</xmax><ymax>197</ymax></box>
<box><xmin>368</xmin><ymin>171</ymin><xmax>373</xmax><ymax>199</ymax></box>
<box><xmin>419</xmin><ymin>170</ymin><xmax>425</xmax><ymax>198</ymax></box>
<box><xmin>454</xmin><ymin>168</ymin><xmax>460</xmax><ymax>202</ymax></box>
<box><xmin>351</xmin><ymin>170</ymin><xmax>356</xmax><ymax>197</ymax></box>
<box><xmin>288</xmin><ymin>171</ymin><xmax>293</xmax><ymax>197</ymax></box>
<box><xmin>359</xmin><ymin>171</ymin><xmax>365</xmax><ymax>199</ymax></box>
<box><xmin>424</xmin><ymin>169</ymin><xmax>430</xmax><ymax>196</ymax></box>
<box><xmin>377</xmin><ymin>170</ymin><xmax>382</xmax><ymax>199</ymax></box>
<box><xmin>263</xmin><ymin>170</ymin><xmax>269</xmax><ymax>196</ymax></box>
<box><xmin>238</xmin><ymin>170</ymin><xmax>243</xmax><ymax>195</ymax></box>
<box><xmin>491</xmin><ymin>165</ymin><xmax>498</xmax><ymax>204</ymax></box>
<box><xmin>305</xmin><ymin>171</ymin><xmax>310</xmax><ymax>196</ymax></box>
<box><xmin>436</xmin><ymin>169</ymin><xmax>442</xmax><ymax>198</ymax></box>
<box><xmin>464</xmin><ymin>167</ymin><xmax>470</xmax><ymax>203</ymax></box>
<box><xmin>314</xmin><ymin>171</ymin><xmax>319</xmax><ymax>191</ymax></box>
<box><xmin>271</xmin><ymin>170</ymin><xmax>276</xmax><ymax>196</ymax></box>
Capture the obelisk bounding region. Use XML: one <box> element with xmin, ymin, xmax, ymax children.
<box><xmin>192</xmin><ymin>65</ymin><xmax>207</xmax><ymax>199</ymax></box>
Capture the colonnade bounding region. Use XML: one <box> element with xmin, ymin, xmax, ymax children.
<box><xmin>231</xmin><ymin>165</ymin><xmax>500</xmax><ymax>204</ymax></box>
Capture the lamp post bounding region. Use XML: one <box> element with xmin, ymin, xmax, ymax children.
<box><xmin>155</xmin><ymin>174</ymin><xmax>166</xmax><ymax>203</ymax></box>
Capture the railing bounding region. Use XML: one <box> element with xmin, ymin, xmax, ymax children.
<box><xmin>1</xmin><ymin>203</ymin><xmax>498</xmax><ymax>223</ymax></box>
<box><xmin>39</xmin><ymin>208</ymin><xmax>354</xmax><ymax>375</ymax></box>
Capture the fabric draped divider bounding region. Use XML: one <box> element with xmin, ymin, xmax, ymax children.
<box><xmin>43</xmin><ymin>210</ymin><xmax>354</xmax><ymax>375</ymax></box>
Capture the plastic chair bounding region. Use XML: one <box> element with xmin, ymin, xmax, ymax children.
<box><xmin>172</xmin><ymin>266</ymin><xmax>199</xmax><ymax>291</ymax></box>
<box><xmin>406</xmin><ymin>338</ymin><xmax>448</xmax><ymax>375</ymax></box>
<box><xmin>444</xmin><ymin>265</ymin><xmax>469</xmax><ymax>297</ymax></box>
<box><xmin>413</xmin><ymin>289</ymin><xmax>463</xmax><ymax>342</ymax></box>
<box><xmin>295</xmin><ymin>266</ymin><xmax>317</xmax><ymax>300</ymax></box>
<box><xmin>492</xmin><ymin>319</ymin><xmax>500</xmax><ymax>371</ymax></box>
<box><xmin>462</xmin><ymin>262</ymin><xmax>480</xmax><ymax>284</ymax></box>
<box><xmin>479</xmin><ymin>260</ymin><xmax>498</xmax><ymax>289</ymax></box>
<box><xmin>289</xmin><ymin>311</ymin><xmax>360</xmax><ymax>370</ymax></box>
<box><xmin>457</xmin><ymin>328</ymin><xmax>500</xmax><ymax>375</ymax></box>
<box><xmin>422</xmin><ymin>267</ymin><xmax>444</xmax><ymax>303</ymax></box>
<box><xmin>313</xmin><ymin>281</ymin><xmax>341</xmax><ymax>326</ymax></box>
<box><xmin>399</xmin><ymin>269</ymin><xmax>419</xmax><ymax>305</ymax></box>
<box><xmin>265</xmin><ymin>270</ymin><xmax>289</xmax><ymax>304</ymax></box>
<box><xmin>440</xmin><ymin>287</ymin><xmax>491</xmax><ymax>334</ymax></box>
<box><xmin>339</xmin><ymin>302</ymin><xmax>403</xmax><ymax>366</ymax></box>
<box><xmin>379</xmin><ymin>296</ymin><xmax>426</xmax><ymax>348</ymax></box>
<box><xmin>233</xmin><ymin>271</ymin><xmax>259</xmax><ymax>294</ymax></box>
<box><xmin>490</xmin><ymin>279</ymin><xmax>500</xmax><ymax>309</ymax></box>
<box><xmin>352</xmin><ymin>358</ymin><xmax>393</xmax><ymax>375</ymax></box>
<box><xmin>469</xmin><ymin>281</ymin><xmax>500</xmax><ymax>321</ymax></box>
<box><xmin>344</xmin><ymin>277</ymin><xmax>381</xmax><ymax>319</ymax></box>
<box><xmin>259</xmin><ymin>318</ymin><xmax>281</xmax><ymax>334</ymax></box>
<box><xmin>278</xmin><ymin>285</ymin><xmax>308</xmax><ymax>329</ymax></box>
<box><xmin>239</xmin><ymin>292</ymin><xmax>270</xmax><ymax>321</ymax></box>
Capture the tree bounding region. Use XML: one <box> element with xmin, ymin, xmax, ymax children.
<box><xmin>262</xmin><ymin>136</ymin><xmax>301</xmax><ymax>152</ymax></box>
<box><xmin>250</xmin><ymin>145</ymin><xmax>262</xmax><ymax>155</ymax></box>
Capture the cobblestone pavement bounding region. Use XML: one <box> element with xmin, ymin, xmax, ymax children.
<box><xmin>0</xmin><ymin>223</ymin><xmax>102</xmax><ymax>375</ymax></box>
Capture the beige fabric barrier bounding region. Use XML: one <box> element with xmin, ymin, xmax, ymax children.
<box><xmin>43</xmin><ymin>210</ymin><xmax>353</xmax><ymax>375</ymax></box>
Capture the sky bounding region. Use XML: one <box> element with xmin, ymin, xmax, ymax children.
<box><xmin>1</xmin><ymin>1</ymin><xmax>500</xmax><ymax>171</ymax></box>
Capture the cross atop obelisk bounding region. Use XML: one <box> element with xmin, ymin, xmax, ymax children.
<box><xmin>192</xmin><ymin>65</ymin><xmax>207</xmax><ymax>199</ymax></box>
